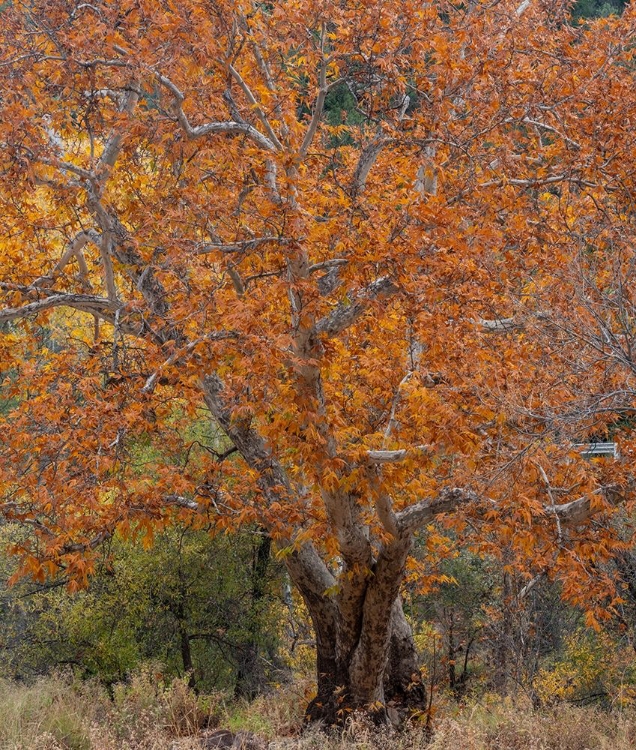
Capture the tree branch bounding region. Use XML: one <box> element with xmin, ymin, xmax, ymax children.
<box><xmin>395</xmin><ymin>485</ymin><xmax>614</xmax><ymax>535</ymax></box>
<box><xmin>396</xmin><ymin>488</ymin><xmax>480</xmax><ymax>533</ymax></box>
<box><xmin>366</xmin><ymin>445</ymin><xmax>431</xmax><ymax>464</ymax></box>
<box><xmin>100</xmin><ymin>87</ymin><xmax>140</xmax><ymax>168</ymax></box>
<box><xmin>141</xmin><ymin>331</ymin><xmax>239</xmax><ymax>394</ymax></box>
<box><xmin>351</xmin><ymin>136</ymin><xmax>395</xmax><ymax>195</ymax></box>
<box><xmin>156</xmin><ymin>74</ymin><xmax>277</xmax><ymax>152</ymax></box>
<box><xmin>299</xmin><ymin>25</ymin><xmax>329</xmax><ymax>158</ymax></box>
<box><xmin>315</xmin><ymin>277</ymin><xmax>399</xmax><ymax>336</ymax></box>
<box><xmin>477</xmin><ymin>316</ymin><xmax>523</xmax><ymax>333</ymax></box>
<box><xmin>227</xmin><ymin>63</ymin><xmax>283</xmax><ymax>150</ymax></box>
<box><xmin>195</xmin><ymin>236</ymin><xmax>293</xmax><ymax>255</ymax></box>
<box><xmin>307</xmin><ymin>259</ymin><xmax>348</xmax><ymax>274</ymax></box>
<box><xmin>0</xmin><ymin>293</ymin><xmax>121</xmax><ymax>324</ymax></box>
<box><xmin>31</xmin><ymin>230</ymin><xmax>97</xmax><ymax>289</ymax></box>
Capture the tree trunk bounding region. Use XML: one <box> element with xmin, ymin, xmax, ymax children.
<box><xmin>289</xmin><ymin>539</ymin><xmax>426</xmax><ymax>727</ymax></box>
<box><xmin>302</xmin><ymin>594</ymin><xmax>425</xmax><ymax>725</ymax></box>
<box><xmin>493</xmin><ymin>569</ymin><xmax>513</xmax><ymax>695</ymax></box>
<box><xmin>234</xmin><ymin>532</ymin><xmax>272</xmax><ymax>699</ymax></box>
<box><xmin>201</xmin><ymin>374</ymin><xmax>430</xmax><ymax>725</ymax></box>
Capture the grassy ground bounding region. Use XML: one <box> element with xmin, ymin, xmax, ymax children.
<box><xmin>1</xmin><ymin>670</ymin><xmax>635</xmax><ymax>749</ymax></box>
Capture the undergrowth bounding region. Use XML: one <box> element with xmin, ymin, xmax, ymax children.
<box><xmin>2</xmin><ymin>669</ymin><xmax>636</xmax><ymax>749</ymax></box>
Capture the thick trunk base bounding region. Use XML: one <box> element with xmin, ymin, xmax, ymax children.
<box><xmin>304</xmin><ymin>598</ymin><xmax>426</xmax><ymax>727</ymax></box>
<box><xmin>305</xmin><ymin>677</ymin><xmax>427</xmax><ymax>728</ymax></box>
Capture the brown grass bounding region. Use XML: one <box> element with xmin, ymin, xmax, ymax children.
<box><xmin>2</xmin><ymin>672</ymin><xmax>636</xmax><ymax>749</ymax></box>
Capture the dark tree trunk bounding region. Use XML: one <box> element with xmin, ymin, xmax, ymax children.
<box><xmin>175</xmin><ymin>600</ymin><xmax>196</xmax><ymax>690</ymax></box>
<box><xmin>447</xmin><ymin>608</ymin><xmax>456</xmax><ymax>692</ymax></box>
<box><xmin>493</xmin><ymin>569</ymin><xmax>513</xmax><ymax>695</ymax></box>
<box><xmin>180</xmin><ymin>626</ymin><xmax>196</xmax><ymax>690</ymax></box>
<box><xmin>291</xmin><ymin>539</ymin><xmax>427</xmax><ymax>727</ymax></box>
<box><xmin>235</xmin><ymin>532</ymin><xmax>272</xmax><ymax>699</ymax></box>
<box><xmin>384</xmin><ymin>599</ymin><xmax>425</xmax><ymax>705</ymax></box>
<box><xmin>304</xmin><ymin>597</ymin><xmax>426</xmax><ymax>726</ymax></box>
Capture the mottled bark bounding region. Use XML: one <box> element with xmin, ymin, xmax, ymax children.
<box><xmin>384</xmin><ymin>599</ymin><xmax>425</xmax><ymax>704</ymax></box>
<box><xmin>297</xmin><ymin>536</ymin><xmax>427</xmax><ymax>725</ymax></box>
<box><xmin>305</xmin><ymin>588</ymin><xmax>426</xmax><ymax>726</ymax></box>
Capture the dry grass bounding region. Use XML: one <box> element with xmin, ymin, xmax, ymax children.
<box><xmin>426</xmin><ymin>699</ymin><xmax>636</xmax><ymax>750</ymax></box>
<box><xmin>0</xmin><ymin>668</ymin><xmax>220</xmax><ymax>750</ymax></box>
<box><xmin>269</xmin><ymin>701</ymin><xmax>636</xmax><ymax>750</ymax></box>
<box><xmin>2</xmin><ymin>672</ymin><xmax>636</xmax><ymax>749</ymax></box>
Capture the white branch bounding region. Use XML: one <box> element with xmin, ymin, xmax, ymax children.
<box><xmin>505</xmin><ymin>116</ymin><xmax>581</xmax><ymax>150</ymax></box>
<box><xmin>300</xmin><ymin>26</ymin><xmax>329</xmax><ymax>158</ymax></box>
<box><xmin>375</xmin><ymin>492</ymin><xmax>399</xmax><ymax>537</ymax></box>
<box><xmin>518</xmin><ymin>572</ymin><xmax>545</xmax><ymax>600</ymax></box>
<box><xmin>366</xmin><ymin>445</ymin><xmax>431</xmax><ymax>464</ymax></box>
<box><xmin>100</xmin><ymin>87</ymin><xmax>140</xmax><ymax>168</ymax></box>
<box><xmin>227</xmin><ymin>64</ymin><xmax>283</xmax><ymax>150</ymax></box>
<box><xmin>352</xmin><ymin>136</ymin><xmax>395</xmax><ymax>194</ymax></box>
<box><xmin>536</xmin><ymin>463</ymin><xmax>562</xmax><ymax>542</ymax></box>
<box><xmin>99</xmin><ymin>233</ymin><xmax>118</xmax><ymax>301</ymax></box>
<box><xmin>477</xmin><ymin>316</ymin><xmax>522</xmax><ymax>333</ymax></box>
<box><xmin>479</xmin><ymin>174</ymin><xmax>597</xmax><ymax>189</ymax></box>
<box><xmin>31</xmin><ymin>231</ymin><xmax>97</xmax><ymax>288</ymax></box>
<box><xmin>394</xmin><ymin>485</ymin><xmax>611</xmax><ymax>535</ymax></box>
<box><xmin>396</xmin><ymin>488</ymin><xmax>480</xmax><ymax>533</ymax></box>
<box><xmin>0</xmin><ymin>293</ymin><xmax>121</xmax><ymax>323</ymax></box>
<box><xmin>164</xmin><ymin>494</ymin><xmax>200</xmax><ymax>511</ymax></box>
<box><xmin>307</xmin><ymin>259</ymin><xmax>349</xmax><ymax>274</ymax></box>
<box><xmin>156</xmin><ymin>74</ymin><xmax>277</xmax><ymax>152</ymax></box>
<box><xmin>383</xmin><ymin>372</ymin><xmax>413</xmax><ymax>445</ymax></box>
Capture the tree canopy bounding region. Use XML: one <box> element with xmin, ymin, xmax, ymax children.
<box><xmin>2</xmin><ymin>0</ymin><xmax>636</xmax><ymax>722</ymax></box>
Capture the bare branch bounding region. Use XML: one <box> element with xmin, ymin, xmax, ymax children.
<box><xmin>395</xmin><ymin>484</ymin><xmax>615</xmax><ymax>535</ymax></box>
<box><xmin>164</xmin><ymin>494</ymin><xmax>200</xmax><ymax>511</ymax></box>
<box><xmin>351</xmin><ymin>136</ymin><xmax>395</xmax><ymax>195</ymax></box>
<box><xmin>307</xmin><ymin>259</ymin><xmax>348</xmax><ymax>274</ymax></box>
<box><xmin>396</xmin><ymin>487</ymin><xmax>480</xmax><ymax>533</ymax></box>
<box><xmin>478</xmin><ymin>316</ymin><xmax>522</xmax><ymax>333</ymax></box>
<box><xmin>536</xmin><ymin>462</ymin><xmax>562</xmax><ymax>541</ymax></box>
<box><xmin>227</xmin><ymin>63</ymin><xmax>283</xmax><ymax>150</ymax></box>
<box><xmin>479</xmin><ymin>174</ymin><xmax>597</xmax><ymax>189</ymax></box>
<box><xmin>62</xmin><ymin>529</ymin><xmax>112</xmax><ymax>554</ymax></box>
<box><xmin>300</xmin><ymin>25</ymin><xmax>328</xmax><ymax>157</ymax></box>
<box><xmin>99</xmin><ymin>232</ymin><xmax>118</xmax><ymax>301</ymax></box>
<box><xmin>383</xmin><ymin>372</ymin><xmax>414</xmax><ymax>445</ymax></box>
<box><xmin>415</xmin><ymin>144</ymin><xmax>438</xmax><ymax>197</ymax></box>
<box><xmin>375</xmin><ymin>492</ymin><xmax>399</xmax><ymax>537</ymax></box>
<box><xmin>100</xmin><ymin>87</ymin><xmax>140</xmax><ymax>168</ymax></box>
<box><xmin>552</xmin><ymin>494</ymin><xmax>593</xmax><ymax>526</ymax></box>
<box><xmin>264</xmin><ymin>159</ymin><xmax>282</xmax><ymax>204</ymax></box>
<box><xmin>32</xmin><ymin>230</ymin><xmax>97</xmax><ymax>288</ymax></box>
<box><xmin>518</xmin><ymin>572</ymin><xmax>545</xmax><ymax>600</ymax></box>
<box><xmin>505</xmin><ymin>116</ymin><xmax>581</xmax><ymax>150</ymax></box>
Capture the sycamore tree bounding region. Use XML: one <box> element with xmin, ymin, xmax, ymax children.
<box><xmin>2</xmin><ymin>0</ymin><xmax>636</xmax><ymax>723</ymax></box>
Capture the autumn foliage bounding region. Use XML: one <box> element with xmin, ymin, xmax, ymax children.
<box><xmin>2</xmin><ymin>0</ymin><xmax>636</xmax><ymax>721</ymax></box>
